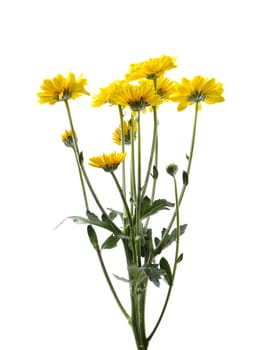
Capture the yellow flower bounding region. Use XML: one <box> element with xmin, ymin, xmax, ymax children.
<box><xmin>112</xmin><ymin>119</ymin><xmax>138</xmax><ymax>145</ymax></box>
<box><xmin>61</xmin><ymin>129</ymin><xmax>76</xmax><ymax>147</ymax></box>
<box><xmin>125</xmin><ymin>55</ymin><xmax>177</xmax><ymax>81</ymax></box>
<box><xmin>113</xmin><ymin>80</ymin><xmax>162</xmax><ymax>112</ymax></box>
<box><xmin>89</xmin><ymin>151</ymin><xmax>127</xmax><ymax>172</ymax></box>
<box><xmin>37</xmin><ymin>72</ymin><xmax>90</xmax><ymax>105</ymax></box>
<box><xmin>91</xmin><ymin>80</ymin><xmax>128</xmax><ymax>107</ymax></box>
<box><xmin>170</xmin><ymin>76</ymin><xmax>224</xmax><ymax>111</ymax></box>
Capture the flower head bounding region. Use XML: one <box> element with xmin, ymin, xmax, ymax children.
<box><xmin>112</xmin><ymin>119</ymin><xmax>138</xmax><ymax>145</ymax></box>
<box><xmin>91</xmin><ymin>80</ymin><xmax>128</xmax><ymax>107</ymax></box>
<box><xmin>88</xmin><ymin>151</ymin><xmax>127</xmax><ymax>172</ymax></box>
<box><xmin>37</xmin><ymin>72</ymin><xmax>90</xmax><ymax>105</ymax></box>
<box><xmin>125</xmin><ymin>55</ymin><xmax>177</xmax><ymax>81</ymax></box>
<box><xmin>170</xmin><ymin>76</ymin><xmax>224</xmax><ymax>111</ymax></box>
<box><xmin>113</xmin><ymin>80</ymin><xmax>162</xmax><ymax>112</ymax></box>
<box><xmin>61</xmin><ymin>129</ymin><xmax>76</xmax><ymax>148</ymax></box>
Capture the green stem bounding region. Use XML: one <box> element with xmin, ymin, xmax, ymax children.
<box><xmin>95</xmin><ymin>246</ymin><xmax>130</xmax><ymax>322</ymax></box>
<box><xmin>141</xmin><ymin>106</ymin><xmax>158</xmax><ymax>201</ymax></box>
<box><xmin>148</xmin><ymin>175</ymin><xmax>180</xmax><ymax>342</ymax></box>
<box><xmin>160</xmin><ymin>102</ymin><xmax>199</xmax><ymax>243</ymax></box>
<box><xmin>136</xmin><ymin>110</ymin><xmax>142</xmax><ymax>266</ymax></box>
<box><xmin>64</xmin><ymin>100</ymin><xmax>89</xmax><ymax>213</ymax></box>
<box><xmin>118</xmin><ymin>105</ymin><xmax>127</xmax><ymax>203</ymax></box>
<box><xmin>130</xmin><ymin>113</ymin><xmax>137</xmax><ymax>211</ymax></box>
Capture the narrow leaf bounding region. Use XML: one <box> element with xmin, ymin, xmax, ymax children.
<box><xmin>113</xmin><ymin>274</ymin><xmax>129</xmax><ymax>283</ymax></box>
<box><xmin>53</xmin><ymin>216</ymin><xmax>89</xmax><ymax>230</ymax></box>
<box><xmin>101</xmin><ymin>234</ymin><xmax>120</xmax><ymax>249</ymax></box>
<box><xmin>160</xmin><ymin>257</ymin><xmax>173</xmax><ymax>285</ymax></box>
<box><xmin>140</xmin><ymin>197</ymin><xmax>174</xmax><ymax>220</ymax></box>
<box><xmin>87</xmin><ymin>225</ymin><xmax>99</xmax><ymax>250</ymax></box>
<box><xmin>176</xmin><ymin>253</ymin><xmax>183</xmax><ymax>264</ymax></box>
<box><xmin>182</xmin><ymin>171</ymin><xmax>189</xmax><ymax>185</ymax></box>
<box><xmin>151</xmin><ymin>165</ymin><xmax>159</xmax><ymax>179</ymax></box>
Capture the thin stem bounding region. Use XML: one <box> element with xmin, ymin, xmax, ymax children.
<box><xmin>141</xmin><ymin>106</ymin><xmax>158</xmax><ymax>200</ymax></box>
<box><xmin>64</xmin><ymin>100</ymin><xmax>89</xmax><ymax>213</ymax></box>
<box><xmin>148</xmin><ymin>175</ymin><xmax>180</xmax><ymax>342</ymax></box>
<box><xmin>95</xmin><ymin>246</ymin><xmax>130</xmax><ymax>322</ymax></box>
<box><xmin>71</xmin><ymin>148</ymin><xmax>89</xmax><ymax>212</ymax></box>
<box><xmin>111</xmin><ymin>172</ymin><xmax>133</xmax><ymax>230</ymax></box>
<box><xmin>136</xmin><ymin>110</ymin><xmax>142</xmax><ymax>266</ymax></box>
<box><xmin>118</xmin><ymin>105</ymin><xmax>127</xmax><ymax>203</ymax></box>
<box><xmin>130</xmin><ymin>113</ymin><xmax>137</xmax><ymax>211</ymax></box>
<box><xmin>161</xmin><ymin>102</ymin><xmax>199</xmax><ymax>240</ymax></box>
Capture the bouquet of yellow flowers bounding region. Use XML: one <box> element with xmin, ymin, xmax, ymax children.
<box><xmin>38</xmin><ymin>55</ymin><xmax>224</xmax><ymax>350</ymax></box>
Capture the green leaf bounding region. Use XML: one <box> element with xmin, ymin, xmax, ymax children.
<box><xmin>53</xmin><ymin>216</ymin><xmax>89</xmax><ymax>230</ymax></box>
<box><xmin>101</xmin><ymin>234</ymin><xmax>120</xmax><ymax>249</ymax></box>
<box><xmin>140</xmin><ymin>196</ymin><xmax>174</xmax><ymax>220</ymax></box>
<box><xmin>142</xmin><ymin>264</ymin><xmax>165</xmax><ymax>287</ymax></box>
<box><xmin>160</xmin><ymin>257</ymin><xmax>173</xmax><ymax>285</ymax></box>
<box><xmin>79</xmin><ymin>151</ymin><xmax>84</xmax><ymax>163</ymax></box>
<box><xmin>176</xmin><ymin>253</ymin><xmax>183</xmax><ymax>264</ymax></box>
<box><xmin>87</xmin><ymin>225</ymin><xmax>99</xmax><ymax>250</ymax></box>
<box><xmin>151</xmin><ymin>165</ymin><xmax>159</xmax><ymax>179</ymax></box>
<box><xmin>182</xmin><ymin>171</ymin><xmax>189</xmax><ymax>185</ymax></box>
<box><xmin>113</xmin><ymin>274</ymin><xmax>129</xmax><ymax>283</ymax></box>
<box><xmin>107</xmin><ymin>208</ymin><xmax>123</xmax><ymax>221</ymax></box>
<box><xmin>153</xmin><ymin>224</ymin><xmax>188</xmax><ymax>256</ymax></box>
<box><xmin>86</xmin><ymin>211</ymin><xmax>121</xmax><ymax>235</ymax></box>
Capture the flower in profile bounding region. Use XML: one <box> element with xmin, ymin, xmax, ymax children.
<box><xmin>89</xmin><ymin>151</ymin><xmax>127</xmax><ymax>172</ymax></box>
<box><xmin>113</xmin><ymin>80</ymin><xmax>162</xmax><ymax>112</ymax></box>
<box><xmin>61</xmin><ymin>129</ymin><xmax>77</xmax><ymax>148</ymax></box>
<box><xmin>91</xmin><ymin>80</ymin><xmax>128</xmax><ymax>107</ymax></box>
<box><xmin>112</xmin><ymin>119</ymin><xmax>138</xmax><ymax>145</ymax></box>
<box><xmin>170</xmin><ymin>76</ymin><xmax>224</xmax><ymax>111</ymax></box>
<box><xmin>37</xmin><ymin>72</ymin><xmax>90</xmax><ymax>105</ymax></box>
<box><xmin>125</xmin><ymin>55</ymin><xmax>177</xmax><ymax>81</ymax></box>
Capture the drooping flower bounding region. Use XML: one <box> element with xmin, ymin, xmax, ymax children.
<box><xmin>113</xmin><ymin>80</ymin><xmax>162</xmax><ymax>112</ymax></box>
<box><xmin>91</xmin><ymin>80</ymin><xmax>128</xmax><ymax>107</ymax></box>
<box><xmin>37</xmin><ymin>72</ymin><xmax>90</xmax><ymax>105</ymax></box>
<box><xmin>88</xmin><ymin>151</ymin><xmax>127</xmax><ymax>172</ymax></box>
<box><xmin>170</xmin><ymin>76</ymin><xmax>224</xmax><ymax>111</ymax></box>
<box><xmin>125</xmin><ymin>55</ymin><xmax>177</xmax><ymax>81</ymax></box>
<box><xmin>112</xmin><ymin>119</ymin><xmax>138</xmax><ymax>145</ymax></box>
<box><xmin>61</xmin><ymin>129</ymin><xmax>76</xmax><ymax>148</ymax></box>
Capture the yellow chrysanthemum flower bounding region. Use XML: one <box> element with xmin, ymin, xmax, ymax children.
<box><xmin>170</xmin><ymin>76</ymin><xmax>224</xmax><ymax>111</ymax></box>
<box><xmin>125</xmin><ymin>55</ymin><xmax>177</xmax><ymax>81</ymax></box>
<box><xmin>61</xmin><ymin>129</ymin><xmax>76</xmax><ymax>147</ymax></box>
<box><xmin>89</xmin><ymin>151</ymin><xmax>127</xmax><ymax>172</ymax></box>
<box><xmin>91</xmin><ymin>80</ymin><xmax>128</xmax><ymax>107</ymax></box>
<box><xmin>112</xmin><ymin>119</ymin><xmax>138</xmax><ymax>145</ymax></box>
<box><xmin>37</xmin><ymin>72</ymin><xmax>90</xmax><ymax>105</ymax></box>
<box><xmin>113</xmin><ymin>81</ymin><xmax>162</xmax><ymax>112</ymax></box>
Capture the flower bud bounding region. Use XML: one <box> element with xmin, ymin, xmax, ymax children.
<box><xmin>61</xmin><ymin>130</ymin><xmax>76</xmax><ymax>148</ymax></box>
<box><xmin>166</xmin><ymin>163</ymin><xmax>178</xmax><ymax>176</ymax></box>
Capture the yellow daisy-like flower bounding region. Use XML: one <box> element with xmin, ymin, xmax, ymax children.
<box><xmin>140</xmin><ymin>76</ymin><xmax>178</xmax><ymax>102</ymax></box>
<box><xmin>112</xmin><ymin>119</ymin><xmax>138</xmax><ymax>145</ymax></box>
<box><xmin>88</xmin><ymin>151</ymin><xmax>127</xmax><ymax>172</ymax></box>
<box><xmin>170</xmin><ymin>76</ymin><xmax>224</xmax><ymax>111</ymax></box>
<box><xmin>37</xmin><ymin>72</ymin><xmax>90</xmax><ymax>105</ymax></box>
<box><xmin>61</xmin><ymin>129</ymin><xmax>76</xmax><ymax>148</ymax></box>
<box><xmin>113</xmin><ymin>80</ymin><xmax>162</xmax><ymax>112</ymax></box>
<box><xmin>91</xmin><ymin>80</ymin><xmax>128</xmax><ymax>107</ymax></box>
<box><xmin>125</xmin><ymin>55</ymin><xmax>177</xmax><ymax>81</ymax></box>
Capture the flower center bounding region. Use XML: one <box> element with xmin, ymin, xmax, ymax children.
<box><xmin>128</xmin><ymin>97</ymin><xmax>149</xmax><ymax>111</ymax></box>
<box><xmin>189</xmin><ymin>91</ymin><xmax>206</xmax><ymax>103</ymax></box>
<box><xmin>58</xmin><ymin>90</ymin><xmax>72</xmax><ymax>101</ymax></box>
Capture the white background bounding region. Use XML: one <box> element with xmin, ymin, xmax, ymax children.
<box><xmin>1</xmin><ymin>0</ymin><xmax>266</xmax><ymax>349</ymax></box>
